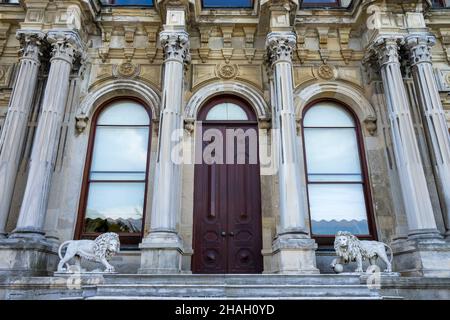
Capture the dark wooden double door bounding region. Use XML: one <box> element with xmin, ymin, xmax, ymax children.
<box><xmin>192</xmin><ymin>122</ymin><xmax>263</xmax><ymax>273</ymax></box>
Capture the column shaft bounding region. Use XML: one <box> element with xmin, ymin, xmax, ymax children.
<box><xmin>266</xmin><ymin>32</ymin><xmax>318</xmax><ymax>274</ymax></box>
<box><xmin>376</xmin><ymin>37</ymin><xmax>440</xmax><ymax>237</ymax></box>
<box><xmin>407</xmin><ymin>34</ymin><xmax>450</xmax><ymax>236</ymax></box>
<box><xmin>267</xmin><ymin>32</ymin><xmax>309</xmax><ymax>235</ymax></box>
<box><xmin>11</xmin><ymin>32</ymin><xmax>82</xmax><ymax>238</ymax></box>
<box><xmin>0</xmin><ymin>31</ymin><xmax>43</xmax><ymax>237</ymax></box>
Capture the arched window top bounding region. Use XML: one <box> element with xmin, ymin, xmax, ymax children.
<box><xmin>97</xmin><ymin>100</ymin><xmax>150</xmax><ymax>126</ymax></box>
<box><xmin>303</xmin><ymin>101</ymin><xmax>355</xmax><ymax>128</ymax></box>
<box><xmin>205</xmin><ymin>102</ymin><xmax>249</xmax><ymax>121</ymax></box>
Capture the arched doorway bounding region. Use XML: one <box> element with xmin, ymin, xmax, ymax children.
<box><xmin>192</xmin><ymin>95</ymin><xmax>263</xmax><ymax>273</ymax></box>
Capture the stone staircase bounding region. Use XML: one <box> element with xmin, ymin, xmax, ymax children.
<box><xmin>1</xmin><ymin>273</ymin><xmax>405</xmax><ymax>299</ymax></box>
<box><xmin>85</xmin><ymin>274</ymin><xmax>401</xmax><ymax>300</ymax></box>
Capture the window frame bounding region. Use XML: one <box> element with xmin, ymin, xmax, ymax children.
<box><xmin>75</xmin><ymin>97</ymin><xmax>152</xmax><ymax>247</ymax></box>
<box><xmin>201</xmin><ymin>0</ymin><xmax>254</xmax><ymax>9</ymax></box>
<box><xmin>301</xmin><ymin>99</ymin><xmax>377</xmax><ymax>245</ymax></box>
<box><xmin>198</xmin><ymin>95</ymin><xmax>257</xmax><ymax>123</ymax></box>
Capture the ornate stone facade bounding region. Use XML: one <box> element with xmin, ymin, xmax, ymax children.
<box><xmin>1</xmin><ymin>0</ymin><xmax>450</xmax><ymax>299</ymax></box>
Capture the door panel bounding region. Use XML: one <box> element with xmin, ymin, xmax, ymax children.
<box><xmin>193</xmin><ymin>123</ymin><xmax>262</xmax><ymax>274</ymax></box>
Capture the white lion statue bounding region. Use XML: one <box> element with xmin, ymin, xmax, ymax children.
<box><xmin>57</xmin><ymin>232</ymin><xmax>120</xmax><ymax>273</ymax></box>
<box><xmin>331</xmin><ymin>231</ymin><xmax>393</xmax><ymax>273</ymax></box>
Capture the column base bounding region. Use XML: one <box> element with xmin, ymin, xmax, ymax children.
<box><xmin>138</xmin><ymin>231</ymin><xmax>184</xmax><ymax>274</ymax></box>
<box><xmin>0</xmin><ymin>237</ymin><xmax>58</xmax><ymax>276</ymax></box>
<box><xmin>9</xmin><ymin>226</ymin><xmax>46</xmax><ymax>241</ymax></box>
<box><xmin>271</xmin><ymin>233</ymin><xmax>319</xmax><ymax>274</ymax></box>
<box><xmin>392</xmin><ymin>231</ymin><xmax>450</xmax><ymax>277</ymax></box>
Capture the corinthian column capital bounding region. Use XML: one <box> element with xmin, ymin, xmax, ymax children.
<box><xmin>373</xmin><ymin>36</ymin><xmax>403</xmax><ymax>67</ymax></box>
<box><xmin>266</xmin><ymin>32</ymin><xmax>296</xmax><ymax>65</ymax></box>
<box><xmin>47</xmin><ymin>31</ymin><xmax>85</xmax><ymax>65</ymax></box>
<box><xmin>406</xmin><ymin>34</ymin><xmax>436</xmax><ymax>66</ymax></box>
<box><xmin>159</xmin><ymin>30</ymin><xmax>190</xmax><ymax>64</ymax></box>
<box><xmin>16</xmin><ymin>30</ymin><xmax>45</xmax><ymax>63</ymax></box>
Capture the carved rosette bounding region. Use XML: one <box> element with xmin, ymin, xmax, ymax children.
<box><xmin>47</xmin><ymin>31</ymin><xmax>84</xmax><ymax>65</ymax></box>
<box><xmin>406</xmin><ymin>34</ymin><xmax>435</xmax><ymax>66</ymax></box>
<box><xmin>160</xmin><ymin>30</ymin><xmax>190</xmax><ymax>64</ymax></box>
<box><xmin>373</xmin><ymin>37</ymin><xmax>403</xmax><ymax>67</ymax></box>
<box><xmin>266</xmin><ymin>32</ymin><xmax>297</xmax><ymax>66</ymax></box>
<box><xmin>217</xmin><ymin>63</ymin><xmax>238</xmax><ymax>79</ymax></box>
<box><xmin>16</xmin><ymin>31</ymin><xmax>45</xmax><ymax>63</ymax></box>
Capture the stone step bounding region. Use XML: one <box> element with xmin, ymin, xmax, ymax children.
<box><xmin>101</xmin><ymin>274</ymin><xmax>364</xmax><ymax>286</ymax></box>
<box><xmin>94</xmin><ymin>284</ymin><xmax>382</xmax><ymax>299</ymax></box>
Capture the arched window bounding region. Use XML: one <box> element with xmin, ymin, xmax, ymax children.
<box><xmin>302</xmin><ymin>100</ymin><xmax>376</xmax><ymax>243</ymax></box>
<box><xmin>76</xmin><ymin>99</ymin><xmax>151</xmax><ymax>245</ymax></box>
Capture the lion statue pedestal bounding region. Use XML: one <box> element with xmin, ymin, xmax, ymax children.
<box><xmin>57</xmin><ymin>232</ymin><xmax>120</xmax><ymax>273</ymax></box>
<box><xmin>331</xmin><ymin>231</ymin><xmax>393</xmax><ymax>274</ymax></box>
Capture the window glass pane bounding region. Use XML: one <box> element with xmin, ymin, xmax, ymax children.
<box><xmin>304</xmin><ymin>127</ymin><xmax>361</xmax><ymax>181</ymax></box>
<box><xmin>84</xmin><ymin>182</ymin><xmax>145</xmax><ymax>233</ymax></box>
<box><xmin>97</xmin><ymin>101</ymin><xmax>150</xmax><ymax>125</ymax></box>
<box><xmin>91</xmin><ymin>127</ymin><xmax>149</xmax><ymax>173</ymax></box>
<box><xmin>90</xmin><ymin>172</ymin><xmax>146</xmax><ymax>181</ymax></box>
<box><xmin>206</xmin><ymin>103</ymin><xmax>248</xmax><ymax>120</ymax></box>
<box><xmin>100</xmin><ymin>0</ymin><xmax>153</xmax><ymax>5</ymax></box>
<box><xmin>303</xmin><ymin>102</ymin><xmax>355</xmax><ymax>127</ymax></box>
<box><xmin>202</xmin><ymin>0</ymin><xmax>253</xmax><ymax>8</ymax></box>
<box><xmin>308</xmin><ymin>184</ymin><xmax>369</xmax><ymax>235</ymax></box>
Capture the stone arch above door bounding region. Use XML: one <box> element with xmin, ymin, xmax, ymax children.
<box><xmin>185</xmin><ymin>81</ymin><xmax>270</xmax><ymax>122</ymax></box>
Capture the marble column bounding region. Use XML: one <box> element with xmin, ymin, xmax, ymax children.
<box><xmin>139</xmin><ymin>27</ymin><xmax>190</xmax><ymax>274</ymax></box>
<box><xmin>0</xmin><ymin>31</ymin><xmax>44</xmax><ymax>238</ymax></box>
<box><xmin>406</xmin><ymin>34</ymin><xmax>450</xmax><ymax>238</ymax></box>
<box><xmin>374</xmin><ymin>36</ymin><xmax>441</xmax><ymax>239</ymax></box>
<box><xmin>10</xmin><ymin>31</ymin><xmax>83</xmax><ymax>239</ymax></box>
<box><xmin>266</xmin><ymin>32</ymin><xmax>318</xmax><ymax>274</ymax></box>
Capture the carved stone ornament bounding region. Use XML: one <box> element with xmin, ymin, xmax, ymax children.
<box><xmin>115</xmin><ymin>62</ymin><xmax>139</xmax><ymax>78</ymax></box>
<box><xmin>75</xmin><ymin>114</ymin><xmax>89</xmax><ymax>134</ymax></box>
<box><xmin>266</xmin><ymin>32</ymin><xmax>297</xmax><ymax>65</ymax></box>
<box><xmin>217</xmin><ymin>63</ymin><xmax>238</xmax><ymax>79</ymax></box>
<box><xmin>57</xmin><ymin>232</ymin><xmax>120</xmax><ymax>273</ymax></box>
<box><xmin>331</xmin><ymin>231</ymin><xmax>393</xmax><ymax>273</ymax></box>
<box><xmin>373</xmin><ymin>37</ymin><xmax>403</xmax><ymax>67</ymax></box>
<box><xmin>47</xmin><ymin>31</ymin><xmax>84</xmax><ymax>65</ymax></box>
<box><xmin>406</xmin><ymin>34</ymin><xmax>436</xmax><ymax>66</ymax></box>
<box><xmin>364</xmin><ymin>116</ymin><xmax>377</xmax><ymax>136</ymax></box>
<box><xmin>160</xmin><ymin>30</ymin><xmax>190</xmax><ymax>64</ymax></box>
<box><xmin>317</xmin><ymin>64</ymin><xmax>335</xmax><ymax>80</ymax></box>
<box><xmin>16</xmin><ymin>30</ymin><xmax>45</xmax><ymax>63</ymax></box>
<box><xmin>184</xmin><ymin>118</ymin><xmax>195</xmax><ymax>134</ymax></box>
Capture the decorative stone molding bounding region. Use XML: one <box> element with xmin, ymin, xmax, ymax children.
<box><xmin>185</xmin><ymin>81</ymin><xmax>270</xmax><ymax>120</ymax></box>
<box><xmin>77</xmin><ymin>79</ymin><xmax>161</xmax><ymax>130</ymax></box>
<box><xmin>266</xmin><ymin>32</ymin><xmax>296</xmax><ymax>65</ymax></box>
<box><xmin>295</xmin><ymin>82</ymin><xmax>377</xmax><ymax>122</ymax></box>
<box><xmin>160</xmin><ymin>30</ymin><xmax>190</xmax><ymax>64</ymax></box>
<box><xmin>47</xmin><ymin>31</ymin><xmax>84</xmax><ymax>65</ymax></box>
<box><xmin>364</xmin><ymin>116</ymin><xmax>377</xmax><ymax>136</ymax></box>
<box><xmin>372</xmin><ymin>36</ymin><xmax>404</xmax><ymax>67</ymax></box>
<box><xmin>216</xmin><ymin>63</ymin><xmax>238</xmax><ymax>80</ymax></box>
<box><xmin>316</xmin><ymin>64</ymin><xmax>335</xmax><ymax>80</ymax></box>
<box><xmin>406</xmin><ymin>34</ymin><xmax>435</xmax><ymax>66</ymax></box>
<box><xmin>114</xmin><ymin>62</ymin><xmax>140</xmax><ymax>78</ymax></box>
<box><xmin>184</xmin><ymin>118</ymin><xmax>195</xmax><ymax>134</ymax></box>
<box><xmin>75</xmin><ymin>115</ymin><xmax>89</xmax><ymax>134</ymax></box>
<box><xmin>16</xmin><ymin>30</ymin><xmax>45</xmax><ymax>63</ymax></box>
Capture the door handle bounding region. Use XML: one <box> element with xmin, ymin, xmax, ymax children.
<box><xmin>229</xmin><ymin>231</ymin><xmax>234</xmax><ymax>237</ymax></box>
<box><xmin>221</xmin><ymin>231</ymin><xmax>226</xmax><ymax>237</ymax></box>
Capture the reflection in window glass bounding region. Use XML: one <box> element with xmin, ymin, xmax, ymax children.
<box><xmin>206</xmin><ymin>103</ymin><xmax>248</xmax><ymax>120</ymax></box>
<box><xmin>100</xmin><ymin>0</ymin><xmax>153</xmax><ymax>6</ymax></box>
<box><xmin>83</xmin><ymin>101</ymin><xmax>150</xmax><ymax>235</ymax></box>
<box><xmin>303</xmin><ymin>102</ymin><xmax>371</xmax><ymax>236</ymax></box>
<box><xmin>202</xmin><ymin>0</ymin><xmax>253</xmax><ymax>8</ymax></box>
